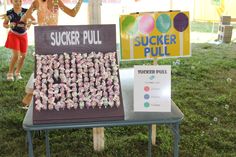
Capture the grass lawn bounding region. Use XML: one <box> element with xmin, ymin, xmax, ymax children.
<box><xmin>1</xmin><ymin>31</ymin><xmax>236</xmax><ymax>156</ymax></box>
<box><xmin>1</xmin><ymin>43</ymin><xmax>236</xmax><ymax>157</ymax></box>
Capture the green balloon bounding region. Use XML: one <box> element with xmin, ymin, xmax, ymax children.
<box><xmin>156</xmin><ymin>14</ymin><xmax>172</xmax><ymax>33</ymax></box>
<box><xmin>121</xmin><ymin>15</ymin><xmax>138</xmax><ymax>36</ymax></box>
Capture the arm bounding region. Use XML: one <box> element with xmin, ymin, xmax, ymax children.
<box><xmin>26</xmin><ymin>15</ymin><xmax>38</xmax><ymax>29</ymax></box>
<box><xmin>0</xmin><ymin>14</ymin><xmax>7</xmax><ymax>20</ymax></box>
<box><xmin>3</xmin><ymin>15</ymin><xmax>10</xmax><ymax>29</ymax></box>
<box><xmin>30</xmin><ymin>15</ymin><xmax>37</xmax><ymax>24</ymax></box>
<box><xmin>59</xmin><ymin>0</ymin><xmax>83</xmax><ymax>17</ymax></box>
<box><xmin>21</xmin><ymin>0</ymin><xmax>39</xmax><ymax>23</ymax></box>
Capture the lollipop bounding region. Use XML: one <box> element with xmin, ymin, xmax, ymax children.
<box><xmin>122</xmin><ymin>15</ymin><xmax>138</xmax><ymax>35</ymax></box>
<box><xmin>156</xmin><ymin>14</ymin><xmax>172</xmax><ymax>57</ymax></box>
<box><xmin>156</xmin><ymin>14</ymin><xmax>171</xmax><ymax>33</ymax></box>
<box><xmin>174</xmin><ymin>12</ymin><xmax>189</xmax><ymax>56</ymax></box>
<box><xmin>139</xmin><ymin>15</ymin><xmax>155</xmax><ymax>34</ymax></box>
<box><xmin>138</xmin><ymin>14</ymin><xmax>154</xmax><ymax>58</ymax></box>
<box><xmin>121</xmin><ymin>15</ymin><xmax>138</xmax><ymax>59</ymax></box>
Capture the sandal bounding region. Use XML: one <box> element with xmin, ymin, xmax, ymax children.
<box><xmin>15</xmin><ymin>73</ymin><xmax>23</xmax><ymax>80</ymax></box>
<box><xmin>7</xmin><ymin>73</ymin><xmax>14</xmax><ymax>81</ymax></box>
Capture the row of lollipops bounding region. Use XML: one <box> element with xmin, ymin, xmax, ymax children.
<box><xmin>121</xmin><ymin>12</ymin><xmax>189</xmax><ymax>35</ymax></box>
<box><xmin>34</xmin><ymin>51</ymin><xmax>121</xmax><ymax>111</ymax></box>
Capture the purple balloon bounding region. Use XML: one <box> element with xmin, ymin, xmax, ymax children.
<box><xmin>174</xmin><ymin>13</ymin><xmax>189</xmax><ymax>32</ymax></box>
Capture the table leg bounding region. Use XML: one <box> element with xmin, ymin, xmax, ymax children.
<box><xmin>93</xmin><ymin>127</ymin><xmax>104</xmax><ymax>151</ymax></box>
<box><xmin>172</xmin><ymin>123</ymin><xmax>180</xmax><ymax>157</ymax></box>
<box><xmin>151</xmin><ymin>124</ymin><xmax>156</xmax><ymax>145</ymax></box>
<box><xmin>27</xmin><ymin>131</ymin><xmax>34</xmax><ymax>157</ymax></box>
<box><xmin>45</xmin><ymin>130</ymin><xmax>51</xmax><ymax>157</ymax></box>
<box><xmin>148</xmin><ymin>124</ymin><xmax>152</xmax><ymax>157</ymax></box>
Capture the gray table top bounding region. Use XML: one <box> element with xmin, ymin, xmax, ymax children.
<box><xmin>23</xmin><ymin>68</ymin><xmax>184</xmax><ymax>131</ymax></box>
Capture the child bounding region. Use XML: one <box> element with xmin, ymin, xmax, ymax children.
<box><xmin>3</xmin><ymin>0</ymin><xmax>35</xmax><ymax>81</ymax></box>
<box><xmin>21</xmin><ymin>0</ymin><xmax>83</xmax><ymax>25</ymax></box>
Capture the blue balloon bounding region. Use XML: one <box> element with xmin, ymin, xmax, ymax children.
<box><xmin>156</xmin><ymin>14</ymin><xmax>172</xmax><ymax>33</ymax></box>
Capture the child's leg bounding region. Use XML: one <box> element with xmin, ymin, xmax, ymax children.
<box><xmin>5</xmin><ymin>31</ymin><xmax>20</xmax><ymax>80</ymax></box>
<box><xmin>15</xmin><ymin>32</ymin><xmax>28</xmax><ymax>80</ymax></box>
<box><xmin>15</xmin><ymin>53</ymin><xmax>26</xmax><ymax>74</ymax></box>
<box><xmin>8</xmin><ymin>50</ymin><xmax>19</xmax><ymax>74</ymax></box>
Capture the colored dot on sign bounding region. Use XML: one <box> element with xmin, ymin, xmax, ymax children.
<box><xmin>144</xmin><ymin>86</ymin><xmax>150</xmax><ymax>92</ymax></box>
<box><xmin>144</xmin><ymin>102</ymin><xmax>150</xmax><ymax>108</ymax></box>
<box><xmin>144</xmin><ymin>94</ymin><xmax>150</xmax><ymax>100</ymax></box>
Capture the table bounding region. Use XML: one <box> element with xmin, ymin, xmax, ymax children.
<box><xmin>23</xmin><ymin>68</ymin><xmax>184</xmax><ymax>157</ymax></box>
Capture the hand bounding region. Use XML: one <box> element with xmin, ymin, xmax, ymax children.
<box><xmin>31</xmin><ymin>20</ymin><xmax>38</xmax><ymax>25</ymax></box>
<box><xmin>0</xmin><ymin>14</ymin><xmax>8</xmax><ymax>20</ymax></box>
<box><xmin>26</xmin><ymin>20</ymin><xmax>32</xmax><ymax>29</ymax></box>
<box><xmin>25</xmin><ymin>19</ymin><xmax>38</xmax><ymax>29</ymax></box>
<box><xmin>9</xmin><ymin>22</ymin><xmax>16</xmax><ymax>29</ymax></box>
<box><xmin>16</xmin><ymin>21</ymin><xmax>27</xmax><ymax>29</ymax></box>
<box><xmin>27</xmin><ymin>19</ymin><xmax>38</xmax><ymax>24</ymax></box>
<box><xmin>0</xmin><ymin>14</ymin><xmax>7</xmax><ymax>20</ymax></box>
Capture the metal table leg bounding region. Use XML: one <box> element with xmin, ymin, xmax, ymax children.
<box><xmin>148</xmin><ymin>124</ymin><xmax>152</xmax><ymax>157</ymax></box>
<box><xmin>172</xmin><ymin>123</ymin><xmax>180</xmax><ymax>157</ymax></box>
<box><xmin>27</xmin><ymin>131</ymin><xmax>34</xmax><ymax>157</ymax></box>
<box><xmin>45</xmin><ymin>130</ymin><xmax>51</xmax><ymax>157</ymax></box>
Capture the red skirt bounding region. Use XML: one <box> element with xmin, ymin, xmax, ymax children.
<box><xmin>5</xmin><ymin>30</ymin><xmax>28</xmax><ymax>54</ymax></box>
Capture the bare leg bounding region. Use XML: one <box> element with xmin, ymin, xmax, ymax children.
<box><xmin>8</xmin><ymin>50</ymin><xmax>19</xmax><ymax>74</ymax></box>
<box><xmin>15</xmin><ymin>53</ymin><xmax>26</xmax><ymax>74</ymax></box>
<box><xmin>7</xmin><ymin>50</ymin><xmax>19</xmax><ymax>80</ymax></box>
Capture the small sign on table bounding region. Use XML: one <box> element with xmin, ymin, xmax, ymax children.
<box><xmin>134</xmin><ymin>65</ymin><xmax>171</xmax><ymax>112</ymax></box>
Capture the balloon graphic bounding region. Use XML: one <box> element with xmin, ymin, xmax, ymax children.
<box><xmin>122</xmin><ymin>15</ymin><xmax>138</xmax><ymax>36</ymax></box>
<box><xmin>156</xmin><ymin>14</ymin><xmax>171</xmax><ymax>33</ymax></box>
<box><xmin>174</xmin><ymin>13</ymin><xmax>189</xmax><ymax>56</ymax></box>
<box><xmin>121</xmin><ymin>15</ymin><xmax>138</xmax><ymax>59</ymax></box>
<box><xmin>138</xmin><ymin>15</ymin><xmax>154</xmax><ymax>59</ymax></box>
<box><xmin>174</xmin><ymin>13</ymin><xmax>189</xmax><ymax>32</ymax></box>
<box><xmin>156</xmin><ymin>14</ymin><xmax>172</xmax><ymax>57</ymax></box>
<box><xmin>138</xmin><ymin>15</ymin><xmax>155</xmax><ymax>35</ymax></box>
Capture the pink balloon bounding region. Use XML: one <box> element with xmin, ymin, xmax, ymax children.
<box><xmin>138</xmin><ymin>15</ymin><xmax>155</xmax><ymax>34</ymax></box>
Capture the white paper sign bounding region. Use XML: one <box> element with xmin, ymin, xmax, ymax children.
<box><xmin>134</xmin><ymin>65</ymin><xmax>171</xmax><ymax>112</ymax></box>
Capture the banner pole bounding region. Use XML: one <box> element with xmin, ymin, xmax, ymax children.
<box><xmin>151</xmin><ymin>57</ymin><xmax>158</xmax><ymax>145</ymax></box>
<box><xmin>88</xmin><ymin>0</ymin><xmax>105</xmax><ymax>152</ymax></box>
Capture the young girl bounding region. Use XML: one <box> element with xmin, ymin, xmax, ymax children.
<box><xmin>3</xmin><ymin>0</ymin><xmax>35</xmax><ymax>81</ymax></box>
<box><xmin>21</xmin><ymin>0</ymin><xmax>83</xmax><ymax>25</ymax></box>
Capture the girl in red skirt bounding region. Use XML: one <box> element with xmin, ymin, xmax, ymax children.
<box><xmin>3</xmin><ymin>0</ymin><xmax>35</xmax><ymax>81</ymax></box>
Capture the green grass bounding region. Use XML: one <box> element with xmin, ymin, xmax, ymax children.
<box><xmin>1</xmin><ymin>42</ymin><xmax>236</xmax><ymax>157</ymax></box>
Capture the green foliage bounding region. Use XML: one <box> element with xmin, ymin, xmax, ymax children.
<box><xmin>1</xmin><ymin>41</ymin><xmax>236</xmax><ymax>157</ymax></box>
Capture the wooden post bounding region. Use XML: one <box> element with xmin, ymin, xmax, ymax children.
<box><xmin>152</xmin><ymin>124</ymin><xmax>156</xmax><ymax>145</ymax></box>
<box><xmin>151</xmin><ymin>57</ymin><xmax>158</xmax><ymax>145</ymax></box>
<box><xmin>4</xmin><ymin>0</ymin><xmax>7</xmax><ymax>35</ymax></box>
<box><xmin>4</xmin><ymin>0</ymin><xmax>7</xmax><ymax>13</ymax></box>
<box><xmin>93</xmin><ymin>127</ymin><xmax>105</xmax><ymax>151</ymax></box>
<box><xmin>170</xmin><ymin>0</ymin><xmax>173</xmax><ymax>10</ymax></box>
<box><xmin>88</xmin><ymin>0</ymin><xmax>104</xmax><ymax>151</ymax></box>
<box><xmin>88</xmin><ymin>0</ymin><xmax>101</xmax><ymax>24</ymax></box>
